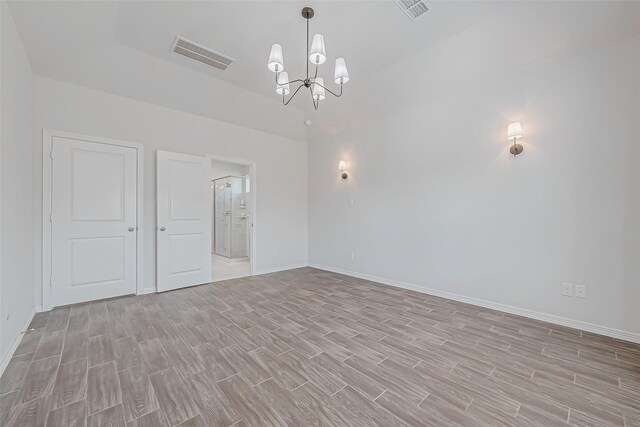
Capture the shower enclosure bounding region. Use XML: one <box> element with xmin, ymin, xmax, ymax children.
<box><xmin>212</xmin><ymin>176</ymin><xmax>250</xmax><ymax>260</ymax></box>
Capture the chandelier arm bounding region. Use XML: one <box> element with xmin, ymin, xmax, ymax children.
<box><xmin>275</xmin><ymin>72</ymin><xmax>305</xmax><ymax>86</ymax></box>
<box><xmin>311</xmin><ymin>81</ymin><xmax>343</xmax><ymax>98</ymax></box>
<box><xmin>282</xmin><ymin>83</ymin><xmax>306</xmax><ymax>106</ymax></box>
<box><xmin>313</xmin><ymin>64</ymin><xmax>319</xmax><ymax>80</ymax></box>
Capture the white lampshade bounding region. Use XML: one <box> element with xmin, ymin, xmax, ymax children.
<box><xmin>309</xmin><ymin>34</ymin><xmax>326</xmax><ymax>65</ymax></box>
<box><xmin>312</xmin><ymin>78</ymin><xmax>325</xmax><ymax>101</ymax></box>
<box><xmin>276</xmin><ymin>71</ymin><xmax>290</xmax><ymax>96</ymax></box>
<box><xmin>507</xmin><ymin>122</ymin><xmax>523</xmax><ymax>139</ymax></box>
<box><xmin>338</xmin><ymin>160</ymin><xmax>347</xmax><ymax>171</ymax></box>
<box><xmin>268</xmin><ymin>44</ymin><xmax>284</xmax><ymax>72</ymax></box>
<box><xmin>334</xmin><ymin>58</ymin><xmax>349</xmax><ymax>84</ymax></box>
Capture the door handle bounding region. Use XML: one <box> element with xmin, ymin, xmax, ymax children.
<box><xmin>160</xmin><ymin>227</ymin><xmax>166</xmax><ymax>231</ymax></box>
<box><xmin>128</xmin><ymin>227</ymin><xmax>135</xmax><ymax>232</ymax></box>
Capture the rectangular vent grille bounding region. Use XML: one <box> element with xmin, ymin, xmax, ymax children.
<box><xmin>171</xmin><ymin>36</ymin><xmax>234</xmax><ymax>71</ymax></box>
<box><xmin>395</xmin><ymin>0</ymin><xmax>428</xmax><ymax>20</ymax></box>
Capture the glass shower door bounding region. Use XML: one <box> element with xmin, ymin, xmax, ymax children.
<box><xmin>213</xmin><ymin>178</ymin><xmax>231</xmax><ymax>257</ymax></box>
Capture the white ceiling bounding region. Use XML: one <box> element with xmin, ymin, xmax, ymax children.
<box><xmin>8</xmin><ymin>1</ymin><xmax>640</xmax><ymax>140</ymax></box>
<box><xmin>8</xmin><ymin>0</ymin><xmax>510</xmax><ymax>138</ymax></box>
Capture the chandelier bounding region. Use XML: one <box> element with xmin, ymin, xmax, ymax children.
<box><xmin>267</xmin><ymin>7</ymin><xmax>350</xmax><ymax>110</ymax></box>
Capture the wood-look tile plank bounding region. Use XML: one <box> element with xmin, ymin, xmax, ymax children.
<box><xmin>125</xmin><ymin>409</ymin><xmax>169</xmax><ymax>427</ymax></box>
<box><xmin>33</xmin><ymin>331</ymin><xmax>66</xmax><ymax>360</ymax></box>
<box><xmin>160</xmin><ymin>337</ymin><xmax>205</xmax><ymax>378</ymax></box>
<box><xmin>250</xmin><ymin>347</ymin><xmax>307</xmax><ymax>390</ymax></box>
<box><xmin>139</xmin><ymin>338</ymin><xmax>171</xmax><ymax>374</ymax></box>
<box><xmin>345</xmin><ymin>354</ymin><xmax>427</xmax><ymax>405</ymax></box>
<box><xmin>0</xmin><ymin>353</ymin><xmax>33</xmax><ymax>394</ymax></box>
<box><xmin>0</xmin><ymin>390</ymin><xmax>19</xmax><ymax>426</ymax></box>
<box><xmin>50</xmin><ymin>358</ymin><xmax>87</xmax><ymax>410</ymax></box>
<box><xmin>375</xmin><ymin>389</ymin><xmax>449</xmax><ymax>426</ymax></box>
<box><xmin>148</xmin><ymin>368</ymin><xmax>199</xmax><ymax>427</ymax></box>
<box><xmin>13</xmin><ymin>330</ymin><xmax>43</xmax><ymax>356</ymax></box>
<box><xmin>217</xmin><ymin>374</ymin><xmax>286</xmax><ymax>427</ymax></box>
<box><xmin>16</xmin><ymin>355</ymin><xmax>59</xmax><ymax>404</ymax></box>
<box><xmin>192</xmin><ymin>342</ymin><xmax>237</xmax><ymax>381</ymax></box>
<box><xmin>253</xmin><ymin>378</ymin><xmax>322</xmax><ymax>426</ymax></box>
<box><xmin>46</xmin><ymin>399</ymin><xmax>87</xmax><ymax>427</ymax></box>
<box><xmin>5</xmin><ymin>396</ymin><xmax>50</xmax><ymax>427</ymax></box>
<box><xmin>88</xmin><ymin>334</ymin><xmax>115</xmax><ymax>367</ymax></box>
<box><xmin>291</xmin><ymin>381</ymin><xmax>368</xmax><ymax>427</ymax></box>
<box><xmin>269</xmin><ymin>328</ymin><xmax>322</xmax><ymax>358</ymax></box>
<box><xmin>219</xmin><ymin>345</ymin><xmax>271</xmax><ymax>385</ymax></box>
<box><xmin>113</xmin><ymin>336</ymin><xmax>144</xmax><ymax>371</ymax></box>
<box><xmin>334</xmin><ymin>385</ymin><xmax>407</xmax><ymax>427</ymax></box>
<box><xmin>118</xmin><ymin>364</ymin><xmax>159</xmax><ymax>422</ymax></box>
<box><xmin>279</xmin><ymin>349</ymin><xmax>346</xmax><ymax>395</ymax></box>
<box><xmin>60</xmin><ymin>332</ymin><xmax>88</xmax><ymax>364</ymax></box>
<box><xmin>183</xmin><ymin>371</ymin><xmax>243</xmax><ymax>426</ymax></box>
<box><xmin>87</xmin><ymin>404</ymin><xmax>126</xmax><ymax>427</ymax></box>
<box><xmin>87</xmin><ymin>361</ymin><xmax>122</xmax><ymax>415</ymax></box>
<box><xmin>298</xmin><ymin>330</ymin><xmax>353</xmax><ymax>361</ymax></box>
<box><xmin>311</xmin><ymin>352</ymin><xmax>386</xmax><ymax>400</ymax></box>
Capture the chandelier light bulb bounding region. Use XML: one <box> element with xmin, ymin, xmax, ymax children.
<box><xmin>312</xmin><ymin>78</ymin><xmax>326</xmax><ymax>101</ymax></box>
<box><xmin>268</xmin><ymin>44</ymin><xmax>284</xmax><ymax>72</ymax></box>
<box><xmin>309</xmin><ymin>34</ymin><xmax>326</xmax><ymax>65</ymax></box>
<box><xmin>276</xmin><ymin>71</ymin><xmax>290</xmax><ymax>95</ymax></box>
<box><xmin>334</xmin><ymin>58</ymin><xmax>349</xmax><ymax>84</ymax></box>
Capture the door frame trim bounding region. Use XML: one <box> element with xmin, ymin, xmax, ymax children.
<box><xmin>42</xmin><ymin>129</ymin><xmax>144</xmax><ymax>311</ymax></box>
<box><xmin>206</xmin><ymin>154</ymin><xmax>257</xmax><ymax>278</ymax></box>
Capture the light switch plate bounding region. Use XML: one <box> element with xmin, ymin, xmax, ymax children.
<box><xmin>575</xmin><ymin>284</ymin><xmax>587</xmax><ymax>298</ymax></box>
<box><xmin>561</xmin><ymin>282</ymin><xmax>573</xmax><ymax>297</ymax></box>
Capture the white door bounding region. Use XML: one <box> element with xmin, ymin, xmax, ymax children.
<box><xmin>157</xmin><ymin>150</ymin><xmax>211</xmax><ymax>292</ymax></box>
<box><xmin>51</xmin><ymin>137</ymin><xmax>137</xmax><ymax>306</ymax></box>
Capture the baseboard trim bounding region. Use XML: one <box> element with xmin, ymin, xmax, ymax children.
<box><xmin>0</xmin><ymin>308</ymin><xmax>36</xmax><ymax>378</ymax></box>
<box><xmin>254</xmin><ymin>263</ymin><xmax>309</xmax><ymax>276</ymax></box>
<box><xmin>138</xmin><ymin>287</ymin><xmax>156</xmax><ymax>295</ymax></box>
<box><xmin>308</xmin><ymin>263</ymin><xmax>640</xmax><ymax>344</ymax></box>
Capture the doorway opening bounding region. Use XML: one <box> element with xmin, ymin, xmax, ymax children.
<box><xmin>209</xmin><ymin>157</ymin><xmax>254</xmax><ymax>282</ymax></box>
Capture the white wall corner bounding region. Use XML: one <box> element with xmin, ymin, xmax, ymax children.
<box><xmin>0</xmin><ymin>307</ymin><xmax>36</xmax><ymax>377</ymax></box>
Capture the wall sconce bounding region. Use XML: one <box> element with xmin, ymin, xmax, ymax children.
<box><xmin>507</xmin><ymin>121</ymin><xmax>524</xmax><ymax>156</ymax></box>
<box><xmin>338</xmin><ymin>160</ymin><xmax>349</xmax><ymax>181</ymax></box>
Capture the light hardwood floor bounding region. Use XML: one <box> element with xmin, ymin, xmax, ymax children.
<box><xmin>1</xmin><ymin>267</ymin><xmax>639</xmax><ymax>426</ymax></box>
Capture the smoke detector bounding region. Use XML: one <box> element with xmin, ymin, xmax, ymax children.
<box><xmin>171</xmin><ymin>36</ymin><xmax>234</xmax><ymax>71</ymax></box>
<box><xmin>395</xmin><ymin>0</ymin><xmax>428</xmax><ymax>20</ymax></box>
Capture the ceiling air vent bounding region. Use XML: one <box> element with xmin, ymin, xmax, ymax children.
<box><xmin>395</xmin><ymin>0</ymin><xmax>428</xmax><ymax>20</ymax></box>
<box><xmin>171</xmin><ymin>36</ymin><xmax>234</xmax><ymax>71</ymax></box>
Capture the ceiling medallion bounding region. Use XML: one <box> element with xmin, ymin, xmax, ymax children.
<box><xmin>267</xmin><ymin>7</ymin><xmax>350</xmax><ymax>110</ymax></box>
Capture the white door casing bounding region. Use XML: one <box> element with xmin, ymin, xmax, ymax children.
<box><xmin>157</xmin><ymin>150</ymin><xmax>212</xmax><ymax>292</ymax></box>
<box><xmin>50</xmin><ymin>137</ymin><xmax>138</xmax><ymax>307</ymax></box>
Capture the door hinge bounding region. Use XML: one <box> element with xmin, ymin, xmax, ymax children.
<box><xmin>49</xmin><ymin>213</ymin><xmax>52</xmax><ymax>223</ymax></box>
<box><xmin>49</xmin><ymin>278</ymin><xmax>52</xmax><ymax>288</ymax></box>
<box><xmin>49</xmin><ymin>149</ymin><xmax>53</xmax><ymax>160</ymax></box>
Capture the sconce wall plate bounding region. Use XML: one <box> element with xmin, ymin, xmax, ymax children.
<box><xmin>338</xmin><ymin>160</ymin><xmax>348</xmax><ymax>181</ymax></box>
<box><xmin>510</xmin><ymin>144</ymin><xmax>523</xmax><ymax>156</ymax></box>
<box><xmin>507</xmin><ymin>121</ymin><xmax>524</xmax><ymax>157</ymax></box>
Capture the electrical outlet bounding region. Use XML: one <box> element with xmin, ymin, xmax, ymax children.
<box><xmin>575</xmin><ymin>284</ymin><xmax>587</xmax><ymax>299</ymax></box>
<box><xmin>349</xmin><ymin>251</ymin><xmax>355</xmax><ymax>260</ymax></box>
<box><xmin>349</xmin><ymin>196</ymin><xmax>355</xmax><ymax>207</ymax></box>
<box><xmin>561</xmin><ymin>282</ymin><xmax>574</xmax><ymax>297</ymax></box>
